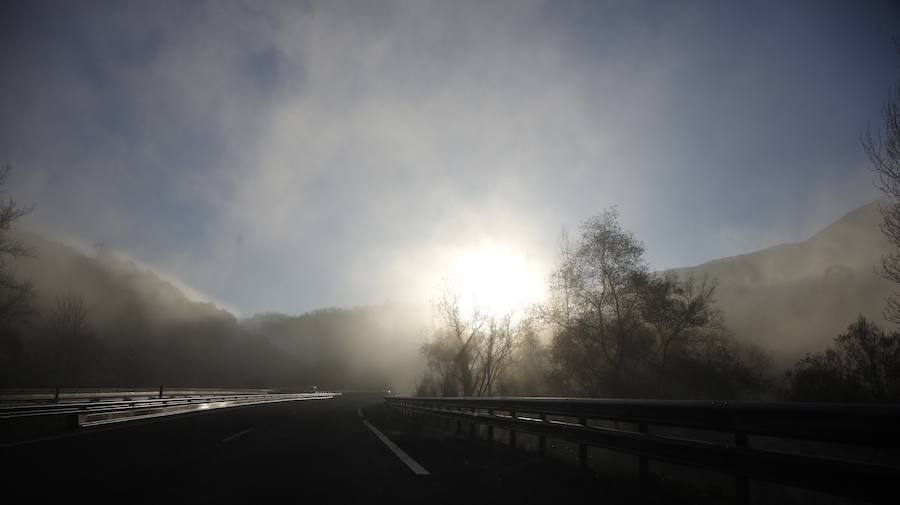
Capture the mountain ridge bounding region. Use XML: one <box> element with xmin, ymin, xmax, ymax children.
<box><xmin>6</xmin><ymin>198</ymin><xmax>894</xmax><ymax>381</ymax></box>
<box><xmin>671</xmin><ymin>198</ymin><xmax>895</xmax><ymax>363</ymax></box>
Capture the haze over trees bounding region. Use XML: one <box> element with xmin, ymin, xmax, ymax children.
<box><xmin>782</xmin><ymin>50</ymin><xmax>900</xmax><ymax>403</ymax></box>
<box><xmin>1</xmin><ymin>232</ymin><xmax>427</xmax><ymax>389</ymax></box>
<box><xmin>674</xmin><ymin>201</ymin><xmax>896</xmax><ymax>363</ymax></box>
<box><xmin>418</xmin><ymin>209</ymin><xmax>772</xmax><ymax>400</ymax></box>
<box><xmin>0</xmin><ymin>176</ymin><xmax>427</xmax><ymax>389</ymax></box>
<box><xmin>865</xmin><ymin>68</ymin><xmax>900</xmax><ymax>323</ymax></box>
<box><xmin>417</xmin><ymin>284</ymin><xmax>533</xmax><ymax>397</ymax></box>
<box><xmin>417</xmin><ymin>201</ymin><xmax>900</xmax><ymax>403</ymax></box>
<box><xmin>539</xmin><ymin>210</ymin><xmax>770</xmax><ymax>399</ymax></box>
<box><xmin>785</xmin><ymin>316</ymin><xmax>900</xmax><ymax>402</ymax></box>
<box><xmin>1</xmin><ymin>160</ymin><xmax>898</xmax><ymax>402</ymax></box>
<box><xmin>0</xmin><ymin>165</ymin><xmax>33</xmax><ymax>327</ymax></box>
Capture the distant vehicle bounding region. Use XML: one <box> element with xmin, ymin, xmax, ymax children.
<box><xmin>385</xmin><ymin>388</ymin><xmax>392</xmax><ymax>396</ymax></box>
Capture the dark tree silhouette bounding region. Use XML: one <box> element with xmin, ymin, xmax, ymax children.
<box><xmin>419</xmin><ymin>281</ymin><xmax>528</xmax><ymax>397</ymax></box>
<box><xmin>786</xmin><ymin>316</ymin><xmax>900</xmax><ymax>402</ymax></box>
<box><xmin>640</xmin><ymin>273</ymin><xmax>722</xmax><ymax>396</ymax></box>
<box><xmin>0</xmin><ymin>165</ymin><xmax>34</xmax><ymax>325</ymax></box>
<box><xmin>544</xmin><ymin>208</ymin><xmax>769</xmax><ymax>399</ymax></box>
<box><xmin>544</xmin><ymin>208</ymin><xmax>651</xmax><ymax>396</ymax></box>
<box><xmin>864</xmin><ymin>49</ymin><xmax>900</xmax><ymax>322</ymax></box>
<box><xmin>48</xmin><ymin>294</ymin><xmax>99</xmax><ymax>384</ymax></box>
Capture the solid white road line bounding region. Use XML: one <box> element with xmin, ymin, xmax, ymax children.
<box><xmin>222</xmin><ymin>428</ymin><xmax>255</xmax><ymax>443</ymax></box>
<box><xmin>362</xmin><ymin>419</ymin><xmax>430</xmax><ymax>476</ymax></box>
<box><xmin>357</xmin><ymin>407</ymin><xmax>364</xmax><ymax>418</ymax></box>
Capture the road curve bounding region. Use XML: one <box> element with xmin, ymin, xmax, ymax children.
<box><xmin>3</xmin><ymin>393</ymin><xmax>639</xmax><ymax>504</ymax></box>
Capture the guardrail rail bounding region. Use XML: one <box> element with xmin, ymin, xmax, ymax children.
<box><xmin>385</xmin><ymin>396</ymin><xmax>900</xmax><ymax>505</ymax></box>
<box><xmin>1</xmin><ymin>388</ymin><xmax>338</xmax><ymax>429</ymax></box>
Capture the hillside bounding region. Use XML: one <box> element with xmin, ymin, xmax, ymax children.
<box><xmin>1</xmin><ymin>230</ymin><xmax>427</xmax><ymax>390</ymax></box>
<box><xmin>9</xmin><ymin>229</ymin><xmax>236</xmax><ymax>331</ymax></box>
<box><xmin>241</xmin><ymin>305</ymin><xmax>428</xmax><ymax>392</ymax></box>
<box><xmin>672</xmin><ymin>199</ymin><xmax>896</xmax><ymax>364</ymax></box>
<box><xmin>3</xmin><ymin>198</ymin><xmax>895</xmax><ymax>388</ymax></box>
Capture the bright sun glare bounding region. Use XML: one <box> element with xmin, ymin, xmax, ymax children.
<box><xmin>445</xmin><ymin>246</ymin><xmax>545</xmax><ymax>318</ymax></box>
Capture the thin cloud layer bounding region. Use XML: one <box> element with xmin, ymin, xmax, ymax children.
<box><xmin>2</xmin><ymin>0</ymin><xmax>896</xmax><ymax>314</ymax></box>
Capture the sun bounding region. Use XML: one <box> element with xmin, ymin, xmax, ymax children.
<box><xmin>444</xmin><ymin>245</ymin><xmax>545</xmax><ymax>318</ymax></box>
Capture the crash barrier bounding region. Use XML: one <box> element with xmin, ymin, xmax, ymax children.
<box><xmin>385</xmin><ymin>396</ymin><xmax>900</xmax><ymax>504</ymax></box>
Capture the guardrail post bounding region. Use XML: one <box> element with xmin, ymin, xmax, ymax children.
<box><xmin>54</xmin><ymin>385</ymin><xmax>60</xmax><ymax>403</ymax></box>
<box><xmin>579</xmin><ymin>416</ymin><xmax>588</xmax><ymax>470</ymax></box>
<box><xmin>158</xmin><ymin>384</ymin><xmax>164</xmax><ymax>399</ymax></box>
<box><xmin>638</xmin><ymin>422</ymin><xmax>649</xmax><ymax>484</ymax></box>
<box><xmin>735</xmin><ymin>432</ymin><xmax>749</xmax><ymax>505</ymax></box>
<box><xmin>509</xmin><ymin>411</ymin><xmax>517</xmax><ymax>448</ymax></box>
<box><xmin>539</xmin><ymin>413</ymin><xmax>547</xmax><ymax>456</ymax></box>
<box><xmin>487</xmin><ymin>409</ymin><xmax>494</xmax><ymax>446</ymax></box>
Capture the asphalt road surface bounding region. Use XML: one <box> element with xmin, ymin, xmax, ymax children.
<box><xmin>2</xmin><ymin>393</ymin><xmax>651</xmax><ymax>504</ymax></box>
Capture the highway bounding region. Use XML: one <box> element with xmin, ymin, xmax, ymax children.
<box><xmin>2</xmin><ymin>393</ymin><xmax>628</xmax><ymax>504</ymax></box>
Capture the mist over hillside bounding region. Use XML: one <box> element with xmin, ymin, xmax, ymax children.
<box><xmin>2</xmin><ymin>198</ymin><xmax>894</xmax><ymax>389</ymax></box>
<box><xmin>2</xmin><ymin>230</ymin><xmax>428</xmax><ymax>391</ymax></box>
<box><xmin>672</xmin><ymin>199</ymin><xmax>896</xmax><ymax>364</ymax></box>
<box><xmin>241</xmin><ymin>306</ymin><xmax>428</xmax><ymax>392</ymax></box>
<box><xmin>10</xmin><ymin>229</ymin><xmax>236</xmax><ymax>330</ymax></box>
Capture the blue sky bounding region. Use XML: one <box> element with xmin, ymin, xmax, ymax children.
<box><xmin>2</xmin><ymin>0</ymin><xmax>898</xmax><ymax>315</ymax></box>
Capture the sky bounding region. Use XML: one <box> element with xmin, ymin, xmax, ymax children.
<box><xmin>1</xmin><ymin>0</ymin><xmax>899</xmax><ymax>316</ymax></box>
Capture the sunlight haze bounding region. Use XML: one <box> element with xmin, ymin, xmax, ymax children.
<box><xmin>2</xmin><ymin>0</ymin><xmax>897</xmax><ymax>316</ymax></box>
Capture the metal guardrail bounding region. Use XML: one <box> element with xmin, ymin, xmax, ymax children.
<box><xmin>385</xmin><ymin>396</ymin><xmax>900</xmax><ymax>505</ymax></box>
<box><xmin>0</xmin><ymin>387</ymin><xmax>300</xmax><ymax>403</ymax></box>
<box><xmin>2</xmin><ymin>391</ymin><xmax>338</xmax><ymax>427</ymax></box>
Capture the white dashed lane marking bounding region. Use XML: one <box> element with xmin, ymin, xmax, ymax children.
<box><xmin>222</xmin><ymin>428</ymin><xmax>255</xmax><ymax>443</ymax></box>
<box><xmin>358</xmin><ymin>405</ymin><xmax>429</xmax><ymax>476</ymax></box>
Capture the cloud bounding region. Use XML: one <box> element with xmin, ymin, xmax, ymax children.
<box><xmin>3</xmin><ymin>0</ymin><xmax>894</xmax><ymax>314</ymax></box>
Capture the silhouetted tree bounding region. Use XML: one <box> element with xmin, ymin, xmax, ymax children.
<box><xmin>419</xmin><ymin>281</ymin><xmax>531</xmax><ymax>397</ymax></box>
<box><xmin>640</xmin><ymin>273</ymin><xmax>722</xmax><ymax>396</ymax></box>
<box><xmin>665</xmin><ymin>336</ymin><xmax>772</xmax><ymax>400</ymax></box>
<box><xmin>48</xmin><ymin>294</ymin><xmax>97</xmax><ymax>383</ymax></box>
<box><xmin>545</xmin><ymin>208</ymin><xmax>653</xmax><ymax>396</ymax></box>
<box><xmin>0</xmin><ymin>165</ymin><xmax>34</xmax><ymax>325</ymax></box>
<box><xmin>419</xmin><ymin>326</ymin><xmax>461</xmax><ymax>396</ymax></box>
<box><xmin>442</xmin><ymin>285</ymin><xmax>485</xmax><ymax>396</ymax></box>
<box><xmin>786</xmin><ymin>316</ymin><xmax>900</xmax><ymax>402</ymax></box>
<box><xmin>494</xmin><ymin>322</ymin><xmax>551</xmax><ymax>395</ymax></box>
<box><xmin>544</xmin><ymin>208</ymin><xmax>769</xmax><ymax>399</ymax></box>
<box><xmin>864</xmin><ymin>48</ymin><xmax>900</xmax><ymax>322</ymax></box>
<box><xmin>474</xmin><ymin>313</ymin><xmax>528</xmax><ymax>396</ymax></box>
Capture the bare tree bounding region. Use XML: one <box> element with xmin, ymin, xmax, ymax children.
<box><xmin>419</xmin><ymin>280</ymin><xmax>530</xmax><ymax>397</ymax></box>
<box><xmin>863</xmin><ymin>45</ymin><xmax>900</xmax><ymax>322</ymax></box>
<box><xmin>542</xmin><ymin>227</ymin><xmax>578</xmax><ymax>328</ymax></box>
<box><xmin>474</xmin><ymin>313</ymin><xmax>527</xmax><ymax>396</ymax></box>
<box><xmin>418</xmin><ymin>327</ymin><xmax>460</xmax><ymax>396</ymax></box>
<box><xmin>786</xmin><ymin>316</ymin><xmax>900</xmax><ymax>402</ymax></box>
<box><xmin>49</xmin><ymin>294</ymin><xmax>91</xmax><ymax>341</ymax></box>
<box><xmin>499</xmin><ymin>324</ymin><xmax>551</xmax><ymax>395</ymax></box>
<box><xmin>421</xmin><ymin>282</ymin><xmax>486</xmax><ymax>396</ymax></box>
<box><xmin>0</xmin><ymin>165</ymin><xmax>34</xmax><ymax>326</ymax></box>
<box><xmin>545</xmin><ymin>209</ymin><xmax>741</xmax><ymax>399</ymax></box>
<box><xmin>546</xmin><ymin>208</ymin><xmax>651</xmax><ymax>396</ymax></box>
<box><xmin>640</xmin><ymin>273</ymin><xmax>723</xmax><ymax>396</ymax></box>
<box><xmin>48</xmin><ymin>294</ymin><xmax>94</xmax><ymax>383</ymax></box>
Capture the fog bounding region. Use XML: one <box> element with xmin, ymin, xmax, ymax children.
<box><xmin>1</xmin><ymin>229</ymin><xmax>431</xmax><ymax>390</ymax></box>
<box><xmin>4</xmin><ymin>1</ymin><xmax>895</xmax><ymax>315</ymax></box>
<box><xmin>673</xmin><ymin>199</ymin><xmax>898</xmax><ymax>366</ymax></box>
<box><xmin>1</xmin><ymin>2</ymin><xmax>900</xmax><ymax>397</ymax></box>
